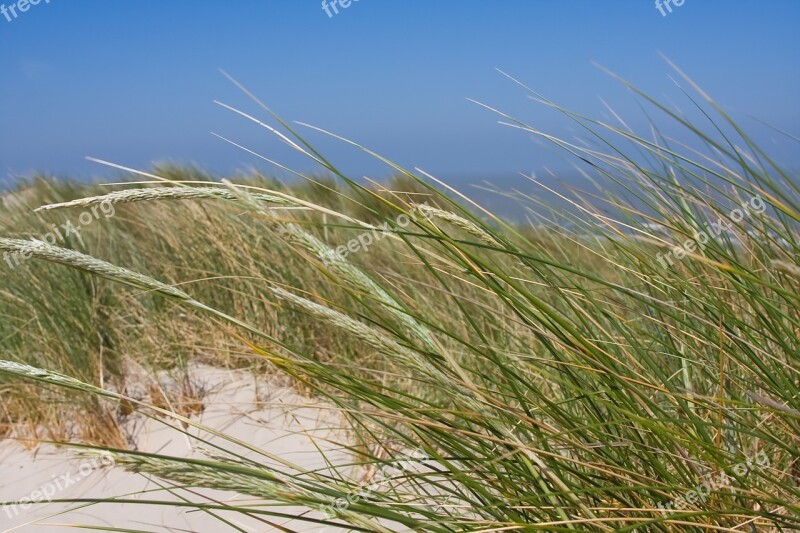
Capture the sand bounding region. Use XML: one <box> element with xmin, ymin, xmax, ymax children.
<box><xmin>0</xmin><ymin>365</ymin><xmax>354</xmax><ymax>532</ymax></box>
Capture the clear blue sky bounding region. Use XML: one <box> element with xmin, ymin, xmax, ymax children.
<box><xmin>1</xmin><ymin>0</ymin><xmax>798</xmax><ymax>185</ymax></box>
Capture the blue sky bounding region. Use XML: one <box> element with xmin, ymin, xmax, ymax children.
<box><xmin>1</xmin><ymin>0</ymin><xmax>798</xmax><ymax>186</ymax></box>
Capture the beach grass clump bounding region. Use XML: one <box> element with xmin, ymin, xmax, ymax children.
<box><xmin>0</xmin><ymin>71</ymin><xmax>798</xmax><ymax>531</ymax></box>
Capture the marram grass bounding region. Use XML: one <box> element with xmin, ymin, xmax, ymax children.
<box><xmin>1</xmin><ymin>72</ymin><xmax>799</xmax><ymax>532</ymax></box>
<box><xmin>0</xmin><ymin>238</ymin><xmax>194</xmax><ymax>301</ymax></box>
<box><xmin>34</xmin><ymin>185</ymin><xmax>295</xmax><ymax>211</ymax></box>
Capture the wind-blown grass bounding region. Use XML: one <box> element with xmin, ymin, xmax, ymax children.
<box><xmin>0</xmin><ymin>69</ymin><xmax>798</xmax><ymax>531</ymax></box>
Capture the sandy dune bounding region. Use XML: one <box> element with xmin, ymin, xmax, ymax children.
<box><xmin>0</xmin><ymin>365</ymin><xmax>353</xmax><ymax>532</ymax></box>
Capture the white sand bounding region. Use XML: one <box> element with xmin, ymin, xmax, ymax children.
<box><xmin>0</xmin><ymin>365</ymin><xmax>353</xmax><ymax>532</ymax></box>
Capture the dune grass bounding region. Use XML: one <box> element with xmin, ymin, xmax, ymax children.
<box><xmin>0</xmin><ymin>71</ymin><xmax>799</xmax><ymax>531</ymax></box>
